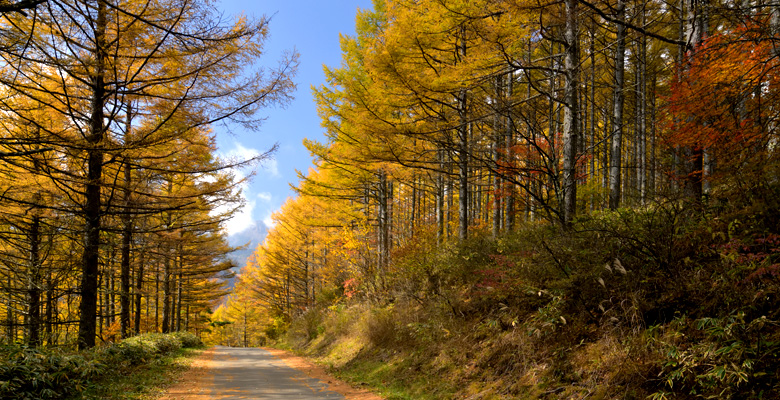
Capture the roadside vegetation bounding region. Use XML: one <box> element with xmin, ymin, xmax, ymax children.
<box><xmin>207</xmin><ymin>190</ymin><xmax>780</xmax><ymax>398</ymax></box>
<box><xmin>0</xmin><ymin>332</ymin><xmax>203</xmax><ymax>400</ymax></box>
<box><xmin>280</xmin><ymin>200</ymin><xmax>780</xmax><ymax>399</ymax></box>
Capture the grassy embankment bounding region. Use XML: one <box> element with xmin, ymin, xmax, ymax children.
<box><xmin>0</xmin><ymin>332</ymin><xmax>204</xmax><ymax>400</ymax></box>
<box><xmin>282</xmin><ymin>203</ymin><xmax>780</xmax><ymax>399</ymax></box>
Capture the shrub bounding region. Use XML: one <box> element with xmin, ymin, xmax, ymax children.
<box><xmin>287</xmin><ymin>308</ymin><xmax>324</xmax><ymax>346</ymax></box>
<box><xmin>649</xmin><ymin>313</ymin><xmax>780</xmax><ymax>399</ymax></box>
<box><xmin>103</xmin><ymin>338</ymin><xmax>155</xmax><ymax>366</ymax></box>
<box><xmin>171</xmin><ymin>331</ymin><xmax>203</xmax><ymax>348</ymax></box>
<box><xmin>323</xmin><ymin>304</ymin><xmax>358</xmax><ymax>337</ymax></box>
<box><xmin>0</xmin><ymin>345</ymin><xmax>103</xmax><ymax>400</ymax></box>
<box><xmin>365</xmin><ymin>306</ymin><xmax>398</xmax><ymax>347</ymax></box>
<box><xmin>150</xmin><ymin>333</ymin><xmax>183</xmax><ymax>354</ymax></box>
<box><xmin>264</xmin><ymin>316</ymin><xmax>288</xmax><ymax>341</ymax></box>
<box><xmin>0</xmin><ymin>332</ymin><xmax>203</xmax><ymax>399</ymax></box>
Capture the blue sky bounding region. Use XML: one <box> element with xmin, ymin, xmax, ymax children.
<box><xmin>213</xmin><ymin>0</ymin><xmax>374</xmax><ymax>245</ymax></box>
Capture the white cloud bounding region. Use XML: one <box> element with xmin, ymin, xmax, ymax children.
<box><xmin>226</xmin><ymin>142</ymin><xmax>261</xmax><ymax>163</ymax></box>
<box><xmin>222</xmin><ymin>199</ymin><xmax>257</xmax><ymax>236</ymax></box>
<box><xmin>222</xmin><ymin>141</ymin><xmax>279</xmax><ymax>178</ymax></box>
<box><xmin>262</xmin><ymin>213</ymin><xmax>277</xmax><ymax>229</ymax></box>
<box><xmin>214</xmin><ymin>141</ymin><xmax>281</xmax><ymax>236</ymax></box>
<box><xmin>212</xmin><ymin>142</ymin><xmax>262</xmax><ymax>236</ymax></box>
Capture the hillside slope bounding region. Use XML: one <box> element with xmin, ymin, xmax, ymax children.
<box><xmin>283</xmin><ymin>204</ymin><xmax>780</xmax><ymax>399</ymax></box>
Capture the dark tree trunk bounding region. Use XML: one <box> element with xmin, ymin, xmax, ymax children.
<box><xmin>27</xmin><ymin>214</ymin><xmax>41</xmax><ymax>347</ymax></box>
<box><xmin>609</xmin><ymin>0</ymin><xmax>626</xmax><ymax>211</ymax></box>
<box><xmin>589</xmin><ymin>28</ymin><xmax>597</xmax><ymax>209</ymax></box>
<box><xmin>6</xmin><ymin>275</ymin><xmax>14</xmax><ymax>342</ymax></box>
<box><xmin>134</xmin><ymin>251</ymin><xmax>144</xmax><ymax>334</ymax></box>
<box><xmin>457</xmin><ymin>25</ymin><xmax>469</xmax><ymax>241</ymax></box>
<box><xmin>162</xmin><ymin>257</ymin><xmax>171</xmax><ymax>333</ymax></box>
<box><xmin>119</xmin><ymin>168</ymin><xmax>132</xmax><ymax>337</ymax></box>
<box><xmin>436</xmin><ymin>150</ymin><xmax>445</xmax><ymax>244</ymax></box>
<box><xmin>377</xmin><ymin>170</ymin><xmax>389</xmax><ymax>270</ymax></box>
<box><xmin>504</xmin><ymin>72</ymin><xmax>515</xmax><ymax>231</ymax></box>
<box><xmin>176</xmin><ymin>269</ymin><xmax>182</xmax><ymax>332</ymax></box>
<box><xmin>45</xmin><ymin>269</ymin><xmax>54</xmax><ymax>345</ymax></box>
<box><xmin>78</xmin><ymin>0</ymin><xmax>107</xmax><ymax>350</ymax></box>
<box><xmin>154</xmin><ymin>261</ymin><xmax>160</xmax><ymax>331</ymax></box>
<box><xmin>682</xmin><ymin>0</ymin><xmax>707</xmax><ymax>203</ymax></box>
<box><xmin>120</xmin><ymin>105</ymin><xmax>133</xmax><ymax>338</ymax></box>
<box><xmin>492</xmin><ymin>75</ymin><xmax>503</xmax><ymax>238</ymax></box>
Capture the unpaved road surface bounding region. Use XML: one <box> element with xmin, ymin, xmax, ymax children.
<box><xmin>161</xmin><ymin>346</ymin><xmax>382</xmax><ymax>400</ymax></box>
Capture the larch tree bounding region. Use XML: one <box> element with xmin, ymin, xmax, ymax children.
<box><xmin>0</xmin><ymin>0</ymin><xmax>296</xmax><ymax>348</ymax></box>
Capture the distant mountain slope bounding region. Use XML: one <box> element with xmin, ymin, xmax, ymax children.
<box><xmin>224</xmin><ymin>224</ymin><xmax>268</xmax><ymax>288</ymax></box>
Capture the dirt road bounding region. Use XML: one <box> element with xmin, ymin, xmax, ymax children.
<box><xmin>160</xmin><ymin>346</ymin><xmax>382</xmax><ymax>400</ymax></box>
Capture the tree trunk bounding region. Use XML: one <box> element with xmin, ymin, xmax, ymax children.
<box><xmin>492</xmin><ymin>75</ymin><xmax>503</xmax><ymax>238</ymax></box>
<box><xmin>120</xmin><ymin>162</ymin><xmax>132</xmax><ymax>337</ymax></box>
<box><xmin>410</xmin><ymin>175</ymin><xmax>417</xmax><ymax>235</ymax></box>
<box><xmin>609</xmin><ymin>0</ymin><xmax>626</xmax><ymax>211</ymax></box>
<box><xmin>682</xmin><ymin>0</ymin><xmax>707</xmax><ymax>202</ymax></box>
<box><xmin>162</xmin><ymin>256</ymin><xmax>171</xmax><ymax>333</ymax></box>
<box><xmin>457</xmin><ymin>25</ymin><xmax>469</xmax><ymax>241</ymax></box>
<box><xmin>134</xmin><ymin>250</ymin><xmax>144</xmax><ymax>334</ymax></box>
<box><xmin>154</xmin><ymin>261</ymin><xmax>160</xmax><ymax>331</ymax></box>
<box><xmin>78</xmin><ymin>0</ymin><xmax>107</xmax><ymax>350</ymax></box>
<box><xmin>446</xmin><ymin>157</ymin><xmax>454</xmax><ymax>239</ymax></box>
<box><xmin>436</xmin><ymin>150</ymin><xmax>445</xmax><ymax>244</ymax></box>
<box><xmin>45</xmin><ymin>271</ymin><xmax>55</xmax><ymax>346</ymax></box>
<box><xmin>772</xmin><ymin>0</ymin><xmax>780</xmax><ymax>58</ymax></box>
<box><xmin>548</xmin><ymin>45</ymin><xmax>558</xmax><ymax>219</ymax></box>
<box><xmin>649</xmin><ymin>75</ymin><xmax>657</xmax><ymax>198</ymax></box>
<box><xmin>589</xmin><ymin>28</ymin><xmax>597</xmax><ymax>209</ymax></box>
<box><xmin>120</xmin><ymin>104</ymin><xmax>133</xmax><ymax>338</ymax></box>
<box><xmin>504</xmin><ymin>73</ymin><xmax>515</xmax><ymax>231</ymax></box>
<box><xmin>107</xmin><ymin>267</ymin><xmax>114</xmax><ymax>325</ymax></box>
<box><xmin>6</xmin><ymin>275</ymin><xmax>13</xmax><ymax>342</ymax></box>
<box><xmin>27</xmin><ymin>213</ymin><xmax>41</xmax><ymax>347</ymax></box>
<box><xmin>243</xmin><ymin>311</ymin><xmax>247</xmax><ymax>347</ymax></box>
<box><xmin>377</xmin><ymin>170</ymin><xmax>390</xmax><ymax>270</ymax></box>
<box><xmin>638</xmin><ymin>14</ymin><xmax>648</xmax><ymax>205</ymax></box>
<box><xmin>176</xmin><ymin>268</ymin><xmax>183</xmax><ymax>332</ymax></box>
<box><xmin>562</xmin><ymin>0</ymin><xmax>580</xmax><ymax>226</ymax></box>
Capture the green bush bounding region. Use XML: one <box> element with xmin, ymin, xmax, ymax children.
<box><xmin>264</xmin><ymin>316</ymin><xmax>288</xmax><ymax>340</ymax></box>
<box><xmin>103</xmin><ymin>338</ymin><xmax>155</xmax><ymax>366</ymax></box>
<box><xmin>171</xmin><ymin>331</ymin><xmax>203</xmax><ymax>348</ymax></box>
<box><xmin>150</xmin><ymin>333</ymin><xmax>182</xmax><ymax>354</ymax></box>
<box><xmin>0</xmin><ymin>345</ymin><xmax>103</xmax><ymax>400</ymax></box>
<box><xmin>649</xmin><ymin>313</ymin><xmax>780</xmax><ymax>399</ymax></box>
<box><xmin>0</xmin><ymin>332</ymin><xmax>204</xmax><ymax>399</ymax></box>
<box><xmin>102</xmin><ymin>333</ymin><xmax>186</xmax><ymax>367</ymax></box>
<box><xmin>287</xmin><ymin>308</ymin><xmax>324</xmax><ymax>346</ymax></box>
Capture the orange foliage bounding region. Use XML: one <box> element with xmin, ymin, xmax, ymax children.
<box><xmin>662</xmin><ymin>25</ymin><xmax>780</xmax><ymax>165</ymax></box>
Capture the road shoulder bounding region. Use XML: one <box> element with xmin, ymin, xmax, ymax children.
<box><xmin>157</xmin><ymin>347</ymin><xmax>214</xmax><ymax>400</ymax></box>
<box><xmin>262</xmin><ymin>347</ymin><xmax>384</xmax><ymax>400</ymax></box>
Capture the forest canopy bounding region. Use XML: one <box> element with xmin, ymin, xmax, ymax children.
<box><xmin>238</xmin><ymin>0</ymin><xmax>780</xmax><ymax>322</ymax></box>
